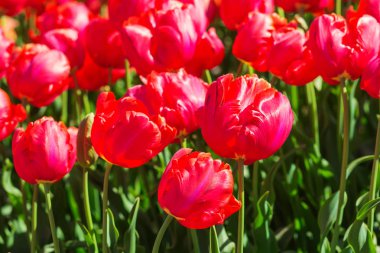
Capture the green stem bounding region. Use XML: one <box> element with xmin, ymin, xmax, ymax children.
<box><xmin>60</xmin><ymin>91</ymin><xmax>68</xmax><ymax>123</ymax></box>
<box><xmin>331</xmin><ymin>80</ymin><xmax>349</xmax><ymax>253</ymax></box>
<box><xmin>306</xmin><ymin>82</ymin><xmax>320</xmax><ymax>155</ymax></box>
<box><xmin>336</xmin><ymin>0</ymin><xmax>342</xmax><ymax>15</ymax></box>
<box><xmin>190</xmin><ymin>230</ymin><xmax>200</xmax><ymax>253</ymax></box>
<box><xmin>367</xmin><ymin>102</ymin><xmax>380</xmax><ymax>232</ymax></box>
<box><xmin>125</xmin><ymin>60</ymin><xmax>131</xmax><ymax>90</ymax></box>
<box><xmin>205</xmin><ymin>70</ymin><xmax>212</xmax><ymax>84</ymax></box>
<box><xmin>209</xmin><ymin>226</ymin><xmax>220</xmax><ymax>253</ymax></box>
<box><xmin>237</xmin><ymin>158</ymin><xmax>245</xmax><ymax>253</ymax></box>
<box><xmin>152</xmin><ymin>215</ymin><xmax>173</xmax><ymax>253</ymax></box>
<box><xmin>83</xmin><ymin>167</ymin><xmax>98</xmax><ymax>252</ymax></box>
<box><xmin>20</xmin><ymin>180</ymin><xmax>32</xmax><ymax>248</ymax></box>
<box><xmin>102</xmin><ymin>163</ymin><xmax>113</xmax><ymax>253</ymax></box>
<box><xmin>82</xmin><ymin>92</ymin><xmax>91</xmax><ymax>115</ymax></box>
<box><xmin>43</xmin><ymin>184</ymin><xmax>60</xmax><ymax>253</ymax></box>
<box><xmin>30</xmin><ymin>184</ymin><xmax>38</xmax><ymax>253</ymax></box>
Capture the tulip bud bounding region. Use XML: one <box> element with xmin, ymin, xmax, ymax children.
<box><xmin>77</xmin><ymin>113</ymin><xmax>98</xmax><ymax>167</ymax></box>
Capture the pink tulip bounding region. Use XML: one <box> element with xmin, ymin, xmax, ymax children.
<box><xmin>199</xmin><ymin>74</ymin><xmax>294</xmax><ymax>164</ymax></box>
<box><xmin>6</xmin><ymin>44</ymin><xmax>70</xmax><ymax>107</ymax></box>
<box><xmin>158</xmin><ymin>148</ymin><xmax>241</xmax><ymax>229</ymax></box>
<box><xmin>0</xmin><ymin>28</ymin><xmax>14</xmax><ymax>78</ymax></box>
<box><xmin>361</xmin><ymin>57</ymin><xmax>380</xmax><ymax>98</ymax></box>
<box><xmin>12</xmin><ymin>117</ymin><xmax>76</xmax><ymax>184</ymax></box>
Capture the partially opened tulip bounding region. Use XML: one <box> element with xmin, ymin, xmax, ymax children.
<box><xmin>199</xmin><ymin>74</ymin><xmax>294</xmax><ymax>165</ymax></box>
<box><xmin>275</xmin><ymin>0</ymin><xmax>334</xmax><ymax>14</ymax></box>
<box><xmin>0</xmin><ymin>88</ymin><xmax>26</xmax><ymax>141</ymax></box>
<box><xmin>12</xmin><ymin>117</ymin><xmax>76</xmax><ymax>184</ymax></box>
<box><xmin>91</xmin><ymin>92</ymin><xmax>176</xmax><ymax>168</ymax></box>
<box><xmin>108</xmin><ymin>0</ymin><xmax>155</xmax><ymax>24</ymax></box>
<box><xmin>158</xmin><ymin>148</ymin><xmax>241</xmax><ymax>229</ymax></box>
<box><xmin>127</xmin><ymin>70</ymin><xmax>208</xmax><ymax>137</ymax></box>
<box><xmin>357</xmin><ymin>0</ymin><xmax>380</xmax><ymax>22</ymax></box>
<box><xmin>6</xmin><ymin>44</ymin><xmax>70</xmax><ymax>107</ymax></box>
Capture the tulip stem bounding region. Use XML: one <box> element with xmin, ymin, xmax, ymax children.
<box><xmin>31</xmin><ymin>184</ymin><xmax>38</xmax><ymax>253</ymax></box>
<box><xmin>152</xmin><ymin>215</ymin><xmax>173</xmax><ymax>253</ymax></box>
<box><xmin>190</xmin><ymin>230</ymin><xmax>200</xmax><ymax>253</ymax></box>
<box><xmin>237</xmin><ymin>158</ymin><xmax>245</xmax><ymax>253</ymax></box>
<box><xmin>102</xmin><ymin>163</ymin><xmax>113</xmax><ymax>253</ymax></box>
<box><xmin>205</xmin><ymin>70</ymin><xmax>212</xmax><ymax>84</ymax></box>
<box><xmin>368</xmin><ymin>102</ymin><xmax>380</xmax><ymax>232</ymax></box>
<box><xmin>125</xmin><ymin>60</ymin><xmax>131</xmax><ymax>90</ymax></box>
<box><xmin>83</xmin><ymin>167</ymin><xmax>98</xmax><ymax>252</ymax></box>
<box><xmin>331</xmin><ymin>80</ymin><xmax>349</xmax><ymax>253</ymax></box>
<box><xmin>43</xmin><ymin>184</ymin><xmax>60</xmax><ymax>253</ymax></box>
<box><xmin>336</xmin><ymin>0</ymin><xmax>342</xmax><ymax>15</ymax></box>
<box><xmin>306</xmin><ymin>82</ymin><xmax>320</xmax><ymax>155</ymax></box>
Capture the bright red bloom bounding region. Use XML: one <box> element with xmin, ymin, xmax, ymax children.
<box><xmin>360</xmin><ymin>57</ymin><xmax>380</xmax><ymax>99</ymax></box>
<box><xmin>307</xmin><ymin>14</ymin><xmax>353</xmax><ymax>84</ymax></box>
<box><xmin>199</xmin><ymin>74</ymin><xmax>294</xmax><ymax>164</ymax></box>
<box><xmin>127</xmin><ymin>69</ymin><xmax>208</xmax><ymax>137</ymax></box>
<box><xmin>108</xmin><ymin>0</ymin><xmax>155</xmax><ymax>24</ymax></box>
<box><xmin>0</xmin><ymin>28</ymin><xmax>14</xmax><ymax>78</ymax></box>
<box><xmin>0</xmin><ymin>89</ymin><xmax>26</xmax><ymax>141</ymax></box>
<box><xmin>357</xmin><ymin>0</ymin><xmax>380</xmax><ymax>22</ymax></box>
<box><xmin>73</xmin><ymin>53</ymin><xmax>125</xmax><ymax>91</ymax></box>
<box><xmin>39</xmin><ymin>28</ymin><xmax>85</xmax><ymax>69</ymax></box>
<box><xmin>83</xmin><ymin>19</ymin><xmax>126</xmax><ymax>69</ymax></box>
<box><xmin>158</xmin><ymin>148</ymin><xmax>241</xmax><ymax>229</ymax></box>
<box><xmin>220</xmin><ymin>0</ymin><xmax>274</xmax><ymax>29</ymax></box>
<box><xmin>37</xmin><ymin>2</ymin><xmax>91</xmax><ymax>34</ymax></box>
<box><xmin>275</xmin><ymin>0</ymin><xmax>334</xmax><ymax>14</ymax></box>
<box><xmin>121</xmin><ymin>3</ymin><xmax>222</xmax><ymax>76</ymax></box>
<box><xmin>233</xmin><ymin>12</ymin><xmax>281</xmax><ymax>72</ymax></box>
<box><xmin>91</xmin><ymin>92</ymin><xmax>176</xmax><ymax>168</ymax></box>
<box><xmin>12</xmin><ymin>117</ymin><xmax>76</xmax><ymax>184</ymax></box>
<box><xmin>0</xmin><ymin>0</ymin><xmax>27</xmax><ymax>16</ymax></box>
<box><xmin>6</xmin><ymin>44</ymin><xmax>70</xmax><ymax>107</ymax></box>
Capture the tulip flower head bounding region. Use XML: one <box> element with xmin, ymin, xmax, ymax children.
<box><xmin>0</xmin><ymin>88</ymin><xmax>26</xmax><ymax>141</ymax></box>
<box><xmin>0</xmin><ymin>28</ymin><xmax>14</xmax><ymax>78</ymax></box>
<box><xmin>91</xmin><ymin>92</ymin><xmax>176</xmax><ymax>168</ymax></box>
<box><xmin>6</xmin><ymin>44</ymin><xmax>70</xmax><ymax>107</ymax></box>
<box><xmin>127</xmin><ymin>70</ymin><xmax>208</xmax><ymax>137</ymax></box>
<box><xmin>200</xmin><ymin>74</ymin><xmax>294</xmax><ymax>164</ymax></box>
<box><xmin>12</xmin><ymin>117</ymin><xmax>76</xmax><ymax>184</ymax></box>
<box><xmin>158</xmin><ymin>148</ymin><xmax>241</xmax><ymax>229</ymax></box>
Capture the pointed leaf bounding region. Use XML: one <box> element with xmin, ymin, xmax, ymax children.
<box><xmin>209</xmin><ymin>226</ymin><xmax>220</xmax><ymax>253</ymax></box>
<box><xmin>124</xmin><ymin>197</ymin><xmax>140</xmax><ymax>253</ymax></box>
<box><xmin>106</xmin><ymin>208</ymin><xmax>119</xmax><ymax>251</ymax></box>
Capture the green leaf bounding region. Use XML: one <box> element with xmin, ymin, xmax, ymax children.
<box><xmin>124</xmin><ymin>197</ymin><xmax>140</xmax><ymax>253</ymax></box>
<box><xmin>209</xmin><ymin>226</ymin><xmax>220</xmax><ymax>253</ymax></box>
<box><xmin>106</xmin><ymin>208</ymin><xmax>119</xmax><ymax>251</ymax></box>
<box><xmin>216</xmin><ymin>225</ymin><xmax>235</xmax><ymax>253</ymax></box>
<box><xmin>345</xmin><ymin>221</ymin><xmax>376</xmax><ymax>253</ymax></box>
<box><xmin>356</xmin><ymin>198</ymin><xmax>380</xmax><ymax>221</ymax></box>
<box><xmin>346</xmin><ymin>155</ymin><xmax>374</xmax><ymax>179</ymax></box>
<box><xmin>320</xmin><ymin>237</ymin><xmax>330</xmax><ymax>253</ymax></box>
<box><xmin>252</xmin><ymin>191</ymin><xmax>278</xmax><ymax>253</ymax></box>
<box><xmin>2</xmin><ymin>159</ymin><xmax>22</xmax><ymax>197</ymax></box>
<box><xmin>77</xmin><ymin>222</ymin><xmax>95</xmax><ymax>252</ymax></box>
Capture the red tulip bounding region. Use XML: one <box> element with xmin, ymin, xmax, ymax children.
<box><xmin>360</xmin><ymin>57</ymin><xmax>380</xmax><ymax>99</ymax></box>
<box><xmin>186</xmin><ymin>28</ymin><xmax>225</xmax><ymax>76</ymax></box>
<box><xmin>0</xmin><ymin>88</ymin><xmax>26</xmax><ymax>141</ymax></box>
<box><xmin>39</xmin><ymin>28</ymin><xmax>85</xmax><ymax>69</ymax></box>
<box><xmin>91</xmin><ymin>92</ymin><xmax>176</xmax><ymax>168</ymax></box>
<box><xmin>275</xmin><ymin>0</ymin><xmax>334</xmax><ymax>14</ymax></box>
<box><xmin>83</xmin><ymin>19</ymin><xmax>126</xmax><ymax>69</ymax></box>
<box><xmin>357</xmin><ymin>0</ymin><xmax>380</xmax><ymax>22</ymax></box>
<box><xmin>108</xmin><ymin>0</ymin><xmax>155</xmax><ymax>24</ymax></box>
<box><xmin>220</xmin><ymin>0</ymin><xmax>274</xmax><ymax>29</ymax></box>
<box><xmin>0</xmin><ymin>28</ymin><xmax>14</xmax><ymax>78</ymax></box>
<box><xmin>73</xmin><ymin>53</ymin><xmax>124</xmax><ymax>91</ymax></box>
<box><xmin>7</xmin><ymin>44</ymin><xmax>70</xmax><ymax>107</ymax></box>
<box><xmin>158</xmin><ymin>148</ymin><xmax>241</xmax><ymax>229</ymax></box>
<box><xmin>199</xmin><ymin>74</ymin><xmax>294</xmax><ymax>164</ymax></box>
<box><xmin>37</xmin><ymin>2</ymin><xmax>91</xmax><ymax>34</ymax></box>
<box><xmin>12</xmin><ymin>117</ymin><xmax>76</xmax><ymax>184</ymax></box>
<box><xmin>127</xmin><ymin>69</ymin><xmax>208</xmax><ymax>137</ymax></box>
<box><xmin>347</xmin><ymin>14</ymin><xmax>380</xmax><ymax>78</ymax></box>
<box><xmin>233</xmin><ymin>12</ymin><xmax>283</xmax><ymax>72</ymax></box>
<box><xmin>307</xmin><ymin>14</ymin><xmax>353</xmax><ymax>84</ymax></box>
